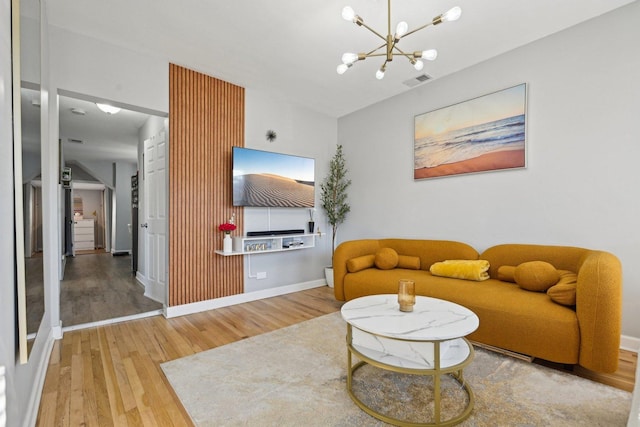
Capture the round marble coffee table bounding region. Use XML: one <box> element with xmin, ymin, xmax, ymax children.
<box><xmin>341</xmin><ymin>294</ymin><xmax>479</xmax><ymax>426</ymax></box>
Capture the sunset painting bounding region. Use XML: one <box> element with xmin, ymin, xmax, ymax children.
<box><xmin>414</xmin><ymin>83</ymin><xmax>526</xmax><ymax>179</ymax></box>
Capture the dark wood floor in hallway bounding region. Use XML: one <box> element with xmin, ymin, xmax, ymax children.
<box><xmin>61</xmin><ymin>252</ymin><xmax>163</xmax><ymax>328</ymax></box>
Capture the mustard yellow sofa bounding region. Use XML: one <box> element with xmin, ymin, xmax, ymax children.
<box><xmin>333</xmin><ymin>239</ymin><xmax>622</xmax><ymax>373</ymax></box>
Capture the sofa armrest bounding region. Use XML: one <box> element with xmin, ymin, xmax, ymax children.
<box><xmin>333</xmin><ymin>240</ymin><xmax>381</xmax><ymax>301</ymax></box>
<box><xmin>576</xmin><ymin>250</ymin><xmax>622</xmax><ymax>373</ymax></box>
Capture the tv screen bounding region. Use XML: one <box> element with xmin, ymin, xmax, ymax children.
<box><xmin>232</xmin><ymin>147</ymin><xmax>315</xmax><ymax>208</ymax></box>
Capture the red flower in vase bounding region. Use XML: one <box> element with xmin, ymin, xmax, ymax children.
<box><xmin>219</xmin><ymin>222</ymin><xmax>237</xmax><ymax>234</ymax></box>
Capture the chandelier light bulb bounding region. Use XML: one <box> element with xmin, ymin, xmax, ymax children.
<box><xmin>442</xmin><ymin>6</ymin><xmax>462</xmax><ymax>22</ymax></box>
<box><xmin>341</xmin><ymin>52</ymin><xmax>359</xmax><ymax>64</ymax></box>
<box><xmin>375</xmin><ymin>68</ymin><xmax>385</xmax><ymax>80</ymax></box>
<box><xmin>342</xmin><ymin>6</ymin><xmax>356</xmax><ymax>22</ymax></box>
<box><xmin>413</xmin><ymin>60</ymin><xmax>424</xmax><ymax>71</ymax></box>
<box><xmin>336</xmin><ymin>63</ymin><xmax>350</xmax><ymax>74</ymax></box>
<box><xmin>422</xmin><ymin>49</ymin><xmax>438</xmax><ymax>61</ymax></box>
<box><xmin>395</xmin><ymin>21</ymin><xmax>408</xmax><ymax>38</ymax></box>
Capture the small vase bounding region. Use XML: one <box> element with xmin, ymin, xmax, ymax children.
<box><xmin>398</xmin><ymin>279</ymin><xmax>416</xmax><ymax>312</ymax></box>
<box><xmin>308</xmin><ymin>221</ymin><xmax>315</xmax><ymax>233</ymax></box>
<box><xmin>223</xmin><ymin>234</ymin><xmax>233</xmax><ymax>253</ymax></box>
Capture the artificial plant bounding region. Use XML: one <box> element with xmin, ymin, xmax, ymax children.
<box><xmin>320</xmin><ymin>144</ymin><xmax>351</xmax><ymax>264</ymax></box>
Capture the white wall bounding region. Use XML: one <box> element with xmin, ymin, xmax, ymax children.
<box><xmin>48</xmin><ymin>27</ymin><xmax>338</xmax><ymax>297</ymax></box>
<box><xmin>49</xmin><ymin>26</ymin><xmax>168</xmax><ymax>113</ymax></box>
<box><xmin>338</xmin><ymin>2</ymin><xmax>640</xmax><ymax>339</ymax></box>
<box><xmin>112</xmin><ymin>161</ymin><xmax>136</xmax><ymax>252</ymax></box>
<box><xmin>242</xmin><ymin>89</ymin><xmax>337</xmax><ymax>291</ymax></box>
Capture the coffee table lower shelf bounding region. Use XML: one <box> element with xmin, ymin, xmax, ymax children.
<box><xmin>346</xmin><ymin>325</ymin><xmax>475</xmax><ymax>427</ymax></box>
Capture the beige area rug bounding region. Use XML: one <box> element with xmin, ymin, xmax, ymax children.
<box><xmin>161</xmin><ymin>312</ymin><xmax>631</xmax><ymax>426</ymax></box>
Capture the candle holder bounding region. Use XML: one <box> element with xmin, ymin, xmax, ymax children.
<box><xmin>398</xmin><ymin>279</ymin><xmax>416</xmax><ymax>312</ymax></box>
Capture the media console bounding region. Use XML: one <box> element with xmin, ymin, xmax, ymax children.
<box><xmin>215</xmin><ymin>233</ymin><xmax>320</xmax><ymax>256</ymax></box>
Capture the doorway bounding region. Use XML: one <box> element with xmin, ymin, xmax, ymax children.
<box><xmin>58</xmin><ymin>91</ymin><xmax>168</xmax><ymax>329</ymax></box>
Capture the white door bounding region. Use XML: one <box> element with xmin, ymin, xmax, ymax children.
<box><xmin>143</xmin><ymin>131</ymin><xmax>168</xmax><ymax>303</ymax></box>
<box><xmin>70</xmin><ymin>187</ymin><xmax>76</xmax><ymax>257</ymax></box>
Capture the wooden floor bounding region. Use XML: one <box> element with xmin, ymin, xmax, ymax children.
<box><xmin>60</xmin><ymin>252</ymin><xmax>163</xmax><ymax>328</ymax></box>
<box><xmin>36</xmin><ymin>286</ymin><xmax>636</xmax><ymax>426</ymax></box>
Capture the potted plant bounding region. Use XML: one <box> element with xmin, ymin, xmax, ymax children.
<box><xmin>320</xmin><ymin>144</ymin><xmax>351</xmax><ymax>287</ymax></box>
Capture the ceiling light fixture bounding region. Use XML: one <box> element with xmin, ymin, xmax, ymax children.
<box><xmin>96</xmin><ymin>103</ymin><xmax>121</xmax><ymax>115</ymax></box>
<box><xmin>337</xmin><ymin>0</ymin><xmax>461</xmax><ymax>79</ymax></box>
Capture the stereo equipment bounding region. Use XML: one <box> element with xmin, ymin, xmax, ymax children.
<box><xmin>247</xmin><ymin>229</ymin><xmax>305</xmax><ymax>237</ymax></box>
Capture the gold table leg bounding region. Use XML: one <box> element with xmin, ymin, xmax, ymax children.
<box><xmin>345</xmin><ymin>325</ymin><xmax>475</xmax><ymax>427</ymax></box>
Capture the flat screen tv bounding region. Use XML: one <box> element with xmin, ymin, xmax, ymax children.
<box><xmin>232</xmin><ymin>147</ymin><xmax>315</xmax><ymax>208</ymax></box>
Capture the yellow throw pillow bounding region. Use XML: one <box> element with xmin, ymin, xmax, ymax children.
<box><xmin>346</xmin><ymin>255</ymin><xmax>376</xmax><ymax>273</ymax></box>
<box><xmin>497</xmin><ymin>265</ymin><xmax>516</xmax><ymax>282</ymax></box>
<box><xmin>429</xmin><ymin>260</ymin><xmax>490</xmax><ymax>281</ymax></box>
<box><xmin>547</xmin><ymin>270</ymin><xmax>577</xmax><ymax>306</ymax></box>
<box><xmin>375</xmin><ymin>248</ymin><xmax>399</xmax><ymax>270</ymax></box>
<box><xmin>397</xmin><ymin>255</ymin><xmax>421</xmax><ymax>270</ymax></box>
<box><xmin>514</xmin><ymin>261</ymin><xmax>560</xmax><ymax>292</ymax></box>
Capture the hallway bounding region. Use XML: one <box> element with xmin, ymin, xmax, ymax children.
<box><xmin>61</xmin><ymin>252</ymin><xmax>163</xmax><ymax>328</ymax></box>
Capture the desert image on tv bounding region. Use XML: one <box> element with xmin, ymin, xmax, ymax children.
<box><xmin>233</xmin><ymin>148</ymin><xmax>315</xmax><ymax>207</ymax></box>
<box><xmin>233</xmin><ymin>173</ymin><xmax>314</xmax><ymax>207</ymax></box>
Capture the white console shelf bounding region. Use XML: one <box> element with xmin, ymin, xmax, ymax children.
<box><xmin>215</xmin><ymin>233</ymin><xmax>320</xmax><ymax>256</ymax></box>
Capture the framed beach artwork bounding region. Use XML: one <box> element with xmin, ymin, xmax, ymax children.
<box><xmin>414</xmin><ymin>83</ymin><xmax>527</xmax><ymax>180</ymax></box>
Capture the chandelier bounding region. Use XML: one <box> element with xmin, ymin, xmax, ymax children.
<box><xmin>337</xmin><ymin>0</ymin><xmax>462</xmax><ymax>79</ymax></box>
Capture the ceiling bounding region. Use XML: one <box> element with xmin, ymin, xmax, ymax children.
<box><xmin>58</xmin><ymin>95</ymin><xmax>155</xmax><ymax>163</ymax></box>
<box><xmin>37</xmin><ymin>0</ymin><xmax>634</xmax><ymax>164</ymax></box>
<box><xmin>47</xmin><ymin>0</ymin><xmax>635</xmax><ymax>119</ymax></box>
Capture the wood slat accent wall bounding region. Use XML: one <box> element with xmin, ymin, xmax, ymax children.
<box><xmin>168</xmin><ymin>63</ymin><xmax>244</xmax><ymax>306</ymax></box>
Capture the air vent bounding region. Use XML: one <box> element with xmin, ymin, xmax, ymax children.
<box><xmin>67</xmin><ymin>138</ymin><xmax>84</xmax><ymax>144</ymax></box>
<box><xmin>403</xmin><ymin>73</ymin><xmax>432</xmax><ymax>87</ymax></box>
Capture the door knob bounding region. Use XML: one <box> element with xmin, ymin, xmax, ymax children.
<box><xmin>141</xmin><ymin>223</ymin><xmax>149</xmax><ymax>228</ymax></box>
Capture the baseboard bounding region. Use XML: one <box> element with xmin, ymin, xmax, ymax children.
<box><xmin>51</xmin><ymin>324</ymin><xmax>62</xmax><ymax>340</ymax></box>
<box><xmin>469</xmin><ymin>340</ymin><xmax>535</xmax><ymax>362</ymax></box>
<box><xmin>165</xmin><ymin>280</ymin><xmax>327</xmax><ymax>318</ymax></box>
<box><xmin>621</xmin><ymin>335</ymin><xmax>640</xmax><ymax>353</ymax></box>
<box><xmin>111</xmin><ymin>249</ymin><xmax>131</xmax><ymax>256</ymax></box>
<box><xmin>136</xmin><ymin>271</ymin><xmax>148</xmax><ymax>287</ymax></box>
<box><xmin>61</xmin><ymin>310</ymin><xmax>163</xmax><ymax>333</ymax></box>
<box><xmin>23</xmin><ymin>328</ymin><xmax>56</xmax><ymax>427</ymax></box>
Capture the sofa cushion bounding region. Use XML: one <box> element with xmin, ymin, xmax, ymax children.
<box><xmin>397</xmin><ymin>255</ymin><xmax>421</xmax><ymax>270</ymax></box>
<box><xmin>430</xmin><ymin>260</ymin><xmax>490</xmax><ymax>281</ymax></box>
<box><xmin>514</xmin><ymin>261</ymin><xmax>560</xmax><ymax>292</ymax></box>
<box><xmin>346</xmin><ymin>255</ymin><xmax>376</xmax><ymax>273</ymax></box>
<box><xmin>547</xmin><ymin>270</ymin><xmax>578</xmax><ymax>306</ymax></box>
<box><xmin>497</xmin><ymin>265</ymin><xmax>516</xmax><ymax>282</ymax></box>
<box><xmin>375</xmin><ymin>248</ymin><xmax>399</xmax><ymax>270</ymax></box>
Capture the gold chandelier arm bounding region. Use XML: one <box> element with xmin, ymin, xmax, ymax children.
<box><xmin>358</xmin><ymin>21</ymin><xmax>388</xmax><ymax>43</ymax></box>
<box><xmin>391</xmin><ymin>44</ymin><xmax>412</xmax><ymax>60</ymax></box>
<box><xmin>362</xmin><ymin>42</ymin><xmax>388</xmax><ymax>58</ymax></box>
<box><xmin>387</xmin><ymin>0</ymin><xmax>392</xmax><ymax>42</ymax></box>
<box><xmin>402</xmin><ymin>21</ymin><xmax>435</xmax><ymax>39</ymax></box>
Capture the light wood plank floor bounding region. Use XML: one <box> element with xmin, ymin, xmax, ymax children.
<box><xmin>36</xmin><ymin>286</ymin><xmax>636</xmax><ymax>426</ymax></box>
